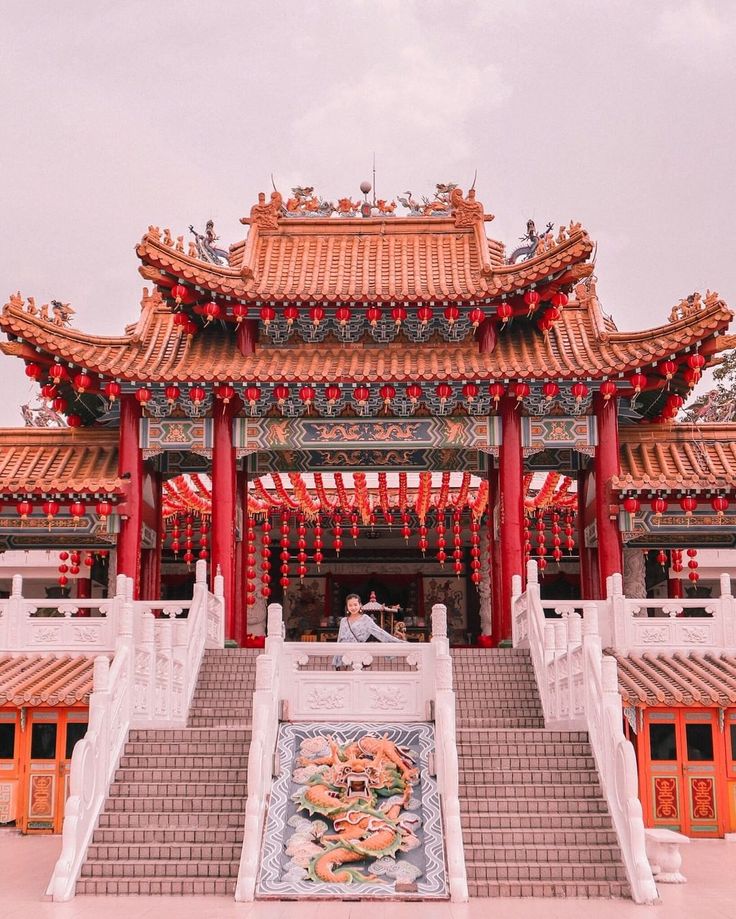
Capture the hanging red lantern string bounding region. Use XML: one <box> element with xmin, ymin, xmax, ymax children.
<box><xmin>332</xmin><ymin>512</ymin><xmax>343</xmax><ymax>557</ymax></box>
<box><xmin>296</xmin><ymin>512</ymin><xmax>308</xmax><ymax>580</ymax></box>
<box><xmin>535</xmin><ymin>511</ymin><xmax>547</xmax><ymax>566</ymax></box>
<box><xmin>564</xmin><ymin>510</ymin><xmax>575</xmax><ymax>554</ymax></box>
<box><xmin>170</xmin><ymin>514</ymin><xmax>181</xmax><ymax>556</ymax></box>
<box><xmin>261</xmin><ymin>513</ymin><xmax>272</xmax><ymax>598</ymax></box>
<box><xmin>378</xmin><ymin>472</ymin><xmax>393</xmax><ymax>527</ymax></box>
<box><xmin>313</xmin><ymin>473</ymin><xmax>337</xmax><ymax>512</ymax></box>
<box><xmin>325</xmin><ymin>384</ymin><xmax>341</xmax><ymax>409</ymax></box>
<box><xmin>313</xmin><ymin>513</ymin><xmax>324</xmax><ymax>571</ymax></box>
<box><xmin>452</xmin><ymin>509</ymin><xmax>463</xmax><ymax>578</ymax></box>
<box><xmin>435</xmin><ymin>472</ymin><xmax>451</xmax><ymax>516</ymax></box>
<box><xmin>353</xmin><ymin>472</ymin><xmax>371</xmax><ymax>525</ymax></box>
<box><xmin>279</xmin><ymin>510</ymin><xmax>291</xmax><ymax>591</ymax></box>
<box><xmin>334</xmin><ymin>473</ymin><xmax>351</xmax><ymax>515</ymax></box>
<box><xmin>246</xmin><ymin>516</ymin><xmax>257</xmax><ymax>607</ymax></box>
<box><xmin>687</xmin><ymin>352</ymin><xmax>705</xmax><ymax>372</ymax></box>
<box><xmin>84</xmin><ymin>552</ymin><xmax>94</xmax><ymax>568</ymax></box>
<box><xmin>102</xmin><ymin>380</ymin><xmax>121</xmax><ymax>403</ymax></box>
<box><xmin>470</xmin><ymin>480</ymin><xmax>489</xmax><ymax>519</ymax></box>
<box><xmin>253</xmin><ymin>477</ymin><xmax>283</xmax><ymax>510</ymax></box>
<box><xmin>350</xmin><ymin>511</ymin><xmax>360</xmax><ymax>544</ymax></box>
<box><xmin>198</xmin><ymin>515</ymin><xmax>209</xmax><ymax>560</ymax></box>
<box><xmin>436</xmin><ymin>512</ymin><xmax>447</xmax><ymax>568</ymax></box>
<box><xmin>469</xmin><ymin>515</ymin><xmax>481</xmax><ymax>587</ymax></box>
<box><xmin>523</xmin><ymin>515</ymin><xmax>532</xmax><ymax>566</ymax></box>
<box><xmin>687</xmin><ymin>547</ymin><xmax>699</xmax><ymax>582</ymax></box>
<box><xmin>657</xmin><ymin>549</ymin><xmax>668</xmax><ymax>568</ymax></box>
<box><xmin>401</xmin><ymin>509</ymin><xmax>411</xmax><ymax>544</ymax></box>
<box><xmin>671</xmin><ymin>548</ymin><xmax>683</xmax><ymax>574</ymax></box>
<box><xmin>415</xmin><ymin>472</ymin><xmax>432</xmax><ymax>524</ymax></box>
<box><xmin>452</xmin><ymin>472</ymin><xmax>472</xmax><ymax>512</ymax></box>
<box><xmin>271</xmin><ymin>473</ymin><xmax>299</xmax><ymax>510</ymax></box>
<box><xmin>287</xmin><ymin>472</ymin><xmax>320</xmax><ymax>520</ymax></box>
<box><xmin>551</xmin><ymin>510</ymin><xmax>562</xmax><ymax>563</ymax></box>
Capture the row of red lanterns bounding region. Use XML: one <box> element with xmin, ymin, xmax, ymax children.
<box><xmin>14</xmin><ymin>500</ymin><xmax>113</xmax><ymax>521</ymax></box>
<box><xmin>623</xmin><ymin>495</ymin><xmax>730</xmax><ymax>517</ymax></box>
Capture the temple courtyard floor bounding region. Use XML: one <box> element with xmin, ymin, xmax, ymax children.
<box><xmin>2</xmin><ymin>830</ymin><xmax>734</xmax><ymax>918</ymax></box>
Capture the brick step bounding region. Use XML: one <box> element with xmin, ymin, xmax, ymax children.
<box><xmin>124</xmin><ymin>742</ymin><xmax>250</xmax><ymax>756</ymax></box>
<box><xmin>464</xmin><ymin>862</ymin><xmax>628</xmax><ymax>882</ymax></box>
<box><xmin>461</xmin><ymin>812</ymin><xmax>614</xmax><ymax>830</ymax></box>
<box><xmin>455</xmin><ymin>687</ymin><xmax>538</xmax><ymax>696</ymax></box>
<box><xmin>459</xmin><ymin>769</ymin><xmax>601</xmax><ymax>786</ymax></box>
<box><xmin>99</xmin><ymin>811</ymin><xmax>244</xmax><ymax>828</ymax></box>
<box><xmin>114</xmin><ymin>768</ymin><xmax>249</xmax><ymax>783</ymax></box>
<box><xmin>128</xmin><ymin>728</ymin><xmax>251</xmax><ymax>742</ymax></box>
<box><xmin>464</xmin><ymin>844</ymin><xmax>625</xmax><ymax>866</ymax></box>
<box><xmin>457</xmin><ymin>742</ymin><xmax>592</xmax><ymax>756</ymax></box>
<box><xmin>457</xmin><ymin>756</ymin><xmax>596</xmax><ymax>770</ymax></box>
<box><xmin>188</xmin><ymin>706</ymin><xmax>253</xmax><ymax>716</ymax></box>
<box><xmin>81</xmin><ymin>860</ymin><xmax>238</xmax><ymax>879</ymax></box>
<box><xmin>76</xmin><ymin>877</ymin><xmax>237</xmax><ymax>896</ymax></box>
<box><xmin>104</xmin><ymin>795</ymin><xmax>245</xmax><ymax>813</ymax></box>
<box><xmin>460</xmin><ymin>796</ymin><xmax>609</xmax><ymax>814</ymax></box>
<box><xmin>458</xmin><ymin>783</ymin><xmax>603</xmax><ymax>800</ymax></box>
<box><xmin>463</xmin><ymin>828</ymin><xmax>619</xmax><ymax>846</ymax></box>
<box><xmin>93</xmin><ymin>826</ymin><xmax>244</xmax><ymax>844</ymax></box>
<box><xmin>109</xmin><ymin>782</ymin><xmax>247</xmax><ymax>797</ymax></box>
<box><xmin>467</xmin><ymin>880</ymin><xmax>630</xmax><ymax>898</ymax></box>
<box><xmin>186</xmin><ymin>718</ymin><xmax>252</xmax><ymax>727</ymax></box>
<box><xmin>87</xmin><ymin>842</ymin><xmax>242</xmax><ymax>862</ymax></box>
<box><xmin>456</xmin><ymin>729</ymin><xmax>589</xmax><ymax>743</ymax></box>
<box><xmin>119</xmin><ymin>755</ymin><xmax>249</xmax><ymax>769</ymax></box>
<box><xmin>457</xmin><ymin>718</ymin><xmax>546</xmax><ymax>728</ymax></box>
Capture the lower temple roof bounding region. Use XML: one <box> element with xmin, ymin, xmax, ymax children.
<box><xmin>609</xmin><ymin>650</ymin><xmax>736</xmax><ymax>707</ymax></box>
<box><xmin>0</xmin><ymin>653</ymin><xmax>100</xmax><ymax>707</ymax></box>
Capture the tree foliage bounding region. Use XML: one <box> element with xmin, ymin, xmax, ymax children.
<box><xmin>682</xmin><ymin>350</ymin><xmax>736</xmax><ymax>422</ymax></box>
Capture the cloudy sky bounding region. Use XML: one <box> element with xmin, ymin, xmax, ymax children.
<box><xmin>1</xmin><ymin>0</ymin><xmax>734</xmax><ymax>424</ymax></box>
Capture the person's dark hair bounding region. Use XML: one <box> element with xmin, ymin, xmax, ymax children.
<box><xmin>344</xmin><ymin>593</ymin><xmax>362</xmax><ymax>612</ymax></box>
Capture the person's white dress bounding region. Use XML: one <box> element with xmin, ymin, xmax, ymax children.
<box><xmin>333</xmin><ymin>613</ymin><xmax>403</xmax><ymax>668</ymax></box>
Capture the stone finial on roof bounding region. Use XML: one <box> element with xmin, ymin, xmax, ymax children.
<box><xmin>450</xmin><ymin>186</ymin><xmax>489</xmax><ymax>227</ymax></box>
<box><xmin>244</xmin><ymin>190</ymin><xmax>283</xmax><ymax>229</ymax></box>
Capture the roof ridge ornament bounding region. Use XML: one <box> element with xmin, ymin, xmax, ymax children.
<box><xmin>450</xmin><ymin>186</ymin><xmax>490</xmax><ymax>227</ymax></box>
<box><xmin>245</xmin><ymin>191</ymin><xmax>283</xmax><ymax>230</ymax></box>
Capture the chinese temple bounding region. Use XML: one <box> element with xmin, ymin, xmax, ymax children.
<box><xmin>1</xmin><ymin>182</ymin><xmax>736</xmax><ymax>901</ymax></box>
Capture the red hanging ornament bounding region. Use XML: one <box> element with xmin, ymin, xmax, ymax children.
<box><xmin>497</xmin><ymin>302</ymin><xmax>513</xmax><ymax>323</ymax></box>
<box><xmin>52</xmin><ymin>396</ymin><xmax>68</xmax><ymax>413</ymax></box>
<box><xmin>284</xmin><ymin>305</ymin><xmax>299</xmax><ymax>326</ymax></box>
<box><xmin>629</xmin><ymin>372</ymin><xmax>647</xmax><ymax>394</ymax></box>
<box><xmin>679</xmin><ymin>495</ymin><xmax>697</xmax><ymax>516</ymax></box>
<box><xmin>469</xmin><ymin>306</ymin><xmax>485</xmax><ymax>328</ymax></box>
<box><xmin>687</xmin><ymin>353</ymin><xmax>705</xmax><ymax>371</ymax></box>
<box><xmin>391</xmin><ymin>305</ymin><xmax>407</xmax><ymax>328</ymax></box>
<box><xmin>325</xmin><ymin>384</ymin><xmax>341</xmax><ymax>406</ymax></box>
<box><xmin>136</xmin><ymin>388</ymin><xmax>152</xmax><ymax>405</ymax></box>
<box><xmin>462</xmin><ymin>382</ymin><xmax>479</xmax><ymax>404</ymax></box>
<box><xmin>170</xmin><ymin>283</ymin><xmax>195</xmax><ymax>305</ymax></box>
<box><xmin>551</xmin><ymin>291</ymin><xmax>568</xmax><ymax>309</ymax></box>
<box><xmin>443</xmin><ymin>305</ymin><xmax>460</xmax><ymax>325</ymax></box>
<box><xmin>95</xmin><ymin>500</ymin><xmax>113</xmax><ymax>521</ymax></box>
<box><xmin>379</xmin><ymin>384</ymin><xmax>395</xmax><ymax>410</ymax></box>
<box><xmin>104</xmin><ymin>381</ymin><xmax>121</xmax><ymax>402</ymax></box>
<box><xmin>353</xmin><ymin>385</ymin><xmax>371</xmax><ymax>406</ymax></box>
<box><xmin>366</xmin><ymin>306</ymin><xmax>382</xmax><ymax>327</ymax></box>
<box><xmin>436</xmin><ymin>382</ymin><xmax>453</xmax><ymax>406</ymax></box>
<box><xmin>542</xmin><ymin>381</ymin><xmax>560</xmax><ymax>401</ymax></box>
<box><xmin>309</xmin><ymin>305</ymin><xmax>325</xmax><ymax>326</ymax></box>
<box><xmin>17</xmin><ymin>500</ymin><xmax>33</xmax><ymax>520</ymax></box>
<box><xmin>49</xmin><ymin>364</ymin><xmax>69</xmax><ymax>383</ymax></box>
<box><xmin>69</xmin><ymin>501</ymin><xmax>85</xmax><ymax>521</ymax></box>
<box><xmin>73</xmin><ymin>372</ymin><xmax>92</xmax><ymax>393</ymax></box>
<box><xmin>336</xmin><ymin>305</ymin><xmax>352</xmax><ymax>326</ymax></box>
<box><xmin>571</xmin><ymin>382</ymin><xmax>589</xmax><ymax>403</ymax></box>
<box><xmin>406</xmin><ymin>383</ymin><xmax>422</xmax><ymax>404</ymax></box>
<box><xmin>165</xmin><ymin>384</ymin><xmax>181</xmax><ymax>406</ymax></box>
<box><xmin>260</xmin><ymin>305</ymin><xmax>276</xmax><ymax>326</ymax></box>
<box><xmin>657</xmin><ymin>549</ymin><xmax>668</xmax><ymax>567</ymax></box>
<box><xmin>245</xmin><ymin>385</ymin><xmax>261</xmax><ymax>413</ymax></box>
<box><xmin>658</xmin><ymin>359</ymin><xmax>677</xmax><ymax>382</ymax></box>
<box><xmin>232</xmin><ymin>303</ymin><xmax>248</xmax><ymax>323</ymax></box>
<box><xmin>623</xmin><ymin>496</ymin><xmax>640</xmax><ymax>514</ymax></box>
<box><xmin>511</xmin><ymin>381</ymin><xmax>530</xmax><ymax>403</ymax></box>
<box><xmin>600</xmin><ymin>380</ymin><xmax>617</xmax><ymax>401</ymax></box>
<box><xmin>67</xmin><ymin>414</ymin><xmax>82</xmax><ymax>428</ymax></box>
<box><xmin>203</xmin><ymin>301</ymin><xmax>222</xmax><ymax>323</ymax></box>
<box><xmin>25</xmin><ymin>362</ymin><xmax>43</xmax><ymax>380</ymax></box>
<box><xmin>650</xmin><ymin>497</ymin><xmax>668</xmax><ymax>517</ymax></box>
<box><xmin>189</xmin><ymin>385</ymin><xmax>206</xmax><ymax>407</ymax></box>
<box><xmin>417</xmin><ymin>305</ymin><xmax>433</xmax><ymax>326</ymax></box>
<box><xmin>711</xmin><ymin>495</ymin><xmax>729</xmax><ymax>517</ymax></box>
<box><xmin>489</xmin><ymin>382</ymin><xmax>505</xmax><ymax>406</ymax></box>
<box><xmin>524</xmin><ymin>290</ymin><xmax>540</xmax><ymax>314</ymax></box>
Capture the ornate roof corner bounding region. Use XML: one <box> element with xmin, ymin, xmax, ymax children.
<box><xmin>243</xmin><ymin>191</ymin><xmax>283</xmax><ymax>230</ymax></box>
<box><xmin>668</xmin><ymin>289</ymin><xmax>729</xmax><ymax>325</ymax></box>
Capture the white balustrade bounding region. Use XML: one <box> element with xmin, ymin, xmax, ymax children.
<box><xmin>46</xmin><ymin>559</ymin><xmax>225</xmax><ymax>901</ymax></box>
<box><xmin>236</xmin><ymin>601</ymin><xmax>468</xmax><ymax>903</ymax></box>
<box><xmin>514</xmin><ymin>560</ymin><xmax>658</xmax><ymax>904</ymax></box>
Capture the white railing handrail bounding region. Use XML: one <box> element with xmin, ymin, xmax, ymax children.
<box><xmin>47</xmin><ymin>559</ymin><xmax>225</xmax><ymax>901</ymax></box>
<box><xmin>516</xmin><ymin>561</ymin><xmax>658</xmax><ymax>904</ymax></box>
<box><xmin>236</xmin><ymin>601</ymin><xmax>468</xmax><ymax>903</ymax></box>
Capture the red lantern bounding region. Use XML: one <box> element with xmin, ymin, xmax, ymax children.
<box><xmin>571</xmin><ymin>382</ymin><xmax>589</xmax><ymax>403</ymax></box>
<box><xmin>25</xmin><ymin>362</ymin><xmax>43</xmax><ymax>379</ymax></box>
<box><xmin>436</xmin><ymin>382</ymin><xmax>453</xmax><ymax>404</ymax></box>
<box><xmin>189</xmin><ymin>385</ymin><xmax>206</xmax><ymax>406</ymax></box>
<box><xmin>17</xmin><ymin>500</ymin><xmax>33</xmax><ymax>519</ymax></box>
<box><xmin>299</xmin><ymin>385</ymin><xmax>316</xmax><ymax>408</ymax></box>
<box><xmin>136</xmin><ymin>388</ymin><xmax>151</xmax><ymax>405</ymax></box>
<box><xmin>542</xmin><ymin>382</ymin><xmax>560</xmax><ymax>400</ymax></box>
<box><xmin>658</xmin><ymin>360</ymin><xmax>677</xmax><ymax>381</ymax></box>
<box><xmin>260</xmin><ymin>305</ymin><xmax>276</xmax><ymax>326</ymax></box>
<box><xmin>406</xmin><ymin>383</ymin><xmax>423</xmax><ymax>403</ymax></box>
<box><xmin>651</xmin><ymin>497</ymin><xmax>668</xmax><ymax>516</ymax></box>
<box><xmin>524</xmin><ymin>290</ymin><xmax>540</xmax><ymax>313</ymax></box>
<box><xmin>600</xmin><ymin>380</ymin><xmax>617</xmax><ymax>401</ymax></box>
<box><xmin>366</xmin><ymin>306</ymin><xmax>382</xmax><ymax>327</ymax></box>
<box><xmin>203</xmin><ymin>301</ymin><xmax>222</xmax><ymax>323</ymax></box>
<box><xmin>42</xmin><ymin>500</ymin><xmax>60</xmax><ymax>521</ymax></box>
<box><xmin>67</xmin><ymin>413</ymin><xmax>82</xmax><ymax>428</ymax></box>
<box><xmin>497</xmin><ymin>302</ymin><xmax>513</xmax><ymax>323</ymax></box>
<box><xmin>511</xmin><ymin>381</ymin><xmax>530</xmax><ymax>402</ymax></box>
<box><xmin>326</xmin><ymin>384</ymin><xmax>341</xmax><ymax>404</ymax></box>
<box><xmin>679</xmin><ymin>495</ymin><xmax>697</xmax><ymax>516</ymax></box>
<box><xmin>667</xmin><ymin>393</ymin><xmax>684</xmax><ymax>410</ymax></box>
<box><xmin>711</xmin><ymin>496</ymin><xmax>730</xmax><ymax>517</ymax></box>
<box><xmin>170</xmin><ymin>284</ymin><xmax>195</xmax><ymax>305</ymax></box>
<box><xmin>443</xmin><ymin>305</ymin><xmax>460</xmax><ymax>325</ymax></box>
<box><xmin>58</xmin><ymin>575</ymin><xmax>69</xmax><ymax>587</ymax></box>
<box><xmin>41</xmin><ymin>383</ymin><xmax>58</xmax><ymax>400</ymax></box>
<box><xmin>551</xmin><ymin>291</ymin><xmax>568</xmax><ymax>309</ymax></box>
<box><xmin>59</xmin><ymin>551</ymin><xmax>69</xmax><ymax>561</ymax></box>
<box><xmin>49</xmin><ymin>364</ymin><xmax>69</xmax><ymax>383</ymax></box>
<box><xmin>623</xmin><ymin>496</ymin><xmax>640</xmax><ymax>514</ymax></box>
<box><xmin>489</xmin><ymin>382</ymin><xmax>505</xmax><ymax>406</ymax></box>
<box><xmin>469</xmin><ymin>306</ymin><xmax>485</xmax><ymax>328</ymax></box>
<box><xmin>284</xmin><ymin>305</ymin><xmax>299</xmax><ymax>326</ymax></box>
<box><xmin>96</xmin><ymin>500</ymin><xmax>113</xmax><ymax>520</ymax></box>
<box><xmin>683</xmin><ymin>367</ymin><xmax>701</xmax><ymax>388</ymax></box>
<box><xmin>391</xmin><ymin>306</ymin><xmax>407</xmax><ymax>327</ymax></box>
<box><xmin>353</xmin><ymin>385</ymin><xmax>371</xmax><ymax>405</ymax></box>
<box><xmin>336</xmin><ymin>305</ymin><xmax>352</xmax><ymax>326</ymax></box>
<box><xmin>104</xmin><ymin>381</ymin><xmax>121</xmax><ymax>402</ymax></box>
<box><xmin>687</xmin><ymin>353</ymin><xmax>705</xmax><ymax>371</ymax></box>
<box><xmin>657</xmin><ymin>549</ymin><xmax>668</xmax><ymax>567</ymax></box>
<box><xmin>215</xmin><ymin>384</ymin><xmax>235</xmax><ymax>404</ymax></box>
<box><xmin>379</xmin><ymin>384</ymin><xmax>395</xmax><ymax>408</ymax></box>
<box><xmin>165</xmin><ymin>384</ymin><xmax>181</xmax><ymax>405</ymax></box>
<box><xmin>687</xmin><ymin>548</ymin><xmax>698</xmax><ymax>558</ymax></box>
<box><xmin>272</xmin><ymin>384</ymin><xmax>289</xmax><ymax>406</ymax></box>
<box><xmin>52</xmin><ymin>397</ymin><xmax>68</xmax><ymax>413</ymax></box>
<box><xmin>309</xmin><ymin>305</ymin><xmax>325</xmax><ymax>326</ymax></box>
<box><xmin>629</xmin><ymin>372</ymin><xmax>647</xmax><ymax>394</ymax></box>
<box><xmin>72</xmin><ymin>372</ymin><xmax>92</xmax><ymax>393</ymax></box>
<box><xmin>232</xmin><ymin>303</ymin><xmax>248</xmax><ymax>323</ymax></box>
<box><xmin>173</xmin><ymin>311</ymin><xmax>188</xmax><ymax>328</ymax></box>
<box><xmin>245</xmin><ymin>385</ymin><xmax>261</xmax><ymax>409</ymax></box>
<box><xmin>417</xmin><ymin>305</ymin><xmax>433</xmax><ymax>325</ymax></box>
<box><xmin>69</xmin><ymin>501</ymin><xmax>85</xmax><ymax>521</ymax></box>
<box><xmin>462</xmin><ymin>382</ymin><xmax>479</xmax><ymax>403</ymax></box>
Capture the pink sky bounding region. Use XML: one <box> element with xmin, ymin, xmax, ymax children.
<box><xmin>1</xmin><ymin>0</ymin><xmax>734</xmax><ymax>424</ymax></box>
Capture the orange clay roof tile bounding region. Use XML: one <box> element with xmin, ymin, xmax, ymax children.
<box><xmin>608</xmin><ymin>650</ymin><xmax>736</xmax><ymax>707</ymax></box>
<box><xmin>0</xmin><ymin>653</ymin><xmax>102</xmax><ymax>707</ymax></box>
<box><xmin>134</xmin><ymin>217</ymin><xmax>592</xmax><ymax>303</ymax></box>
<box><xmin>614</xmin><ymin>423</ymin><xmax>736</xmax><ymax>491</ymax></box>
<box><xmin>1</xmin><ymin>296</ymin><xmax>730</xmax><ymax>385</ymax></box>
<box><xmin>0</xmin><ymin>429</ymin><xmax>120</xmax><ymax>494</ymax></box>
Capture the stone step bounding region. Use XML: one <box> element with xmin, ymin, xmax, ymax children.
<box><xmin>457</xmin><ymin>741</ymin><xmax>593</xmax><ymax>756</ymax></box>
<box><xmin>464</xmin><ymin>844</ymin><xmax>626</xmax><ymax>866</ymax></box>
<box><xmin>76</xmin><ymin>877</ymin><xmax>237</xmax><ymax>896</ymax></box>
<box><xmin>109</xmin><ymin>781</ymin><xmax>247</xmax><ymax>797</ymax></box>
<box><xmin>463</xmin><ymin>828</ymin><xmax>619</xmax><ymax>846</ymax></box>
<box><xmin>98</xmin><ymin>811</ymin><xmax>244</xmax><ymax>829</ymax></box>
<box><xmin>128</xmin><ymin>728</ymin><xmax>251</xmax><ymax>742</ymax></box>
<box><xmin>124</xmin><ymin>741</ymin><xmax>250</xmax><ymax>756</ymax></box>
<box><xmin>114</xmin><ymin>768</ymin><xmax>249</xmax><ymax>784</ymax></box>
<box><xmin>460</xmin><ymin>796</ymin><xmax>610</xmax><ymax>814</ymax></box>
<box><xmin>119</xmin><ymin>754</ymin><xmax>249</xmax><ymax>769</ymax></box>
<box><xmin>459</xmin><ymin>768</ymin><xmax>601</xmax><ymax>786</ymax></box>
<box><xmin>458</xmin><ymin>783</ymin><xmax>603</xmax><ymax>800</ymax></box>
<box><xmin>467</xmin><ymin>880</ymin><xmax>630</xmax><ymax>898</ymax></box>
<box><xmin>186</xmin><ymin>718</ymin><xmax>252</xmax><ymax>727</ymax></box>
<box><xmin>461</xmin><ymin>812</ymin><xmax>614</xmax><ymax>830</ymax></box>
<box><xmin>457</xmin><ymin>756</ymin><xmax>596</xmax><ymax>770</ymax></box>
<box><xmin>456</xmin><ymin>729</ymin><xmax>589</xmax><ymax>743</ymax></box>
<box><xmin>457</xmin><ymin>717</ymin><xmax>546</xmax><ymax>728</ymax></box>
<box><xmin>104</xmin><ymin>795</ymin><xmax>245</xmax><ymax>813</ymax></box>
<box><xmin>87</xmin><ymin>842</ymin><xmax>242</xmax><ymax>862</ymax></box>
<box><xmin>81</xmin><ymin>859</ymin><xmax>238</xmax><ymax>878</ymax></box>
<box><xmin>93</xmin><ymin>826</ymin><xmax>244</xmax><ymax>844</ymax></box>
<box><xmin>464</xmin><ymin>861</ymin><xmax>628</xmax><ymax>882</ymax></box>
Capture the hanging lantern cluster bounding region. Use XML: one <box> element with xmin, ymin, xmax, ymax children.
<box><xmin>551</xmin><ymin>511</ymin><xmax>562</xmax><ymax>563</ymax></box>
<box><xmin>452</xmin><ymin>509</ymin><xmax>463</xmax><ymax>578</ymax></box>
<box><xmin>198</xmin><ymin>516</ymin><xmax>209</xmax><ymax>560</ymax></box>
<box><xmin>679</xmin><ymin>495</ymin><xmax>697</xmax><ymax>517</ymax></box>
<box><xmin>246</xmin><ymin>516</ymin><xmax>257</xmax><ymax>607</ymax></box>
<box><xmin>523</xmin><ymin>515</ymin><xmax>532</xmax><ymax>566</ymax></box>
<box><xmin>280</xmin><ymin>510</ymin><xmax>290</xmax><ymax>591</ymax></box>
<box><xmin>183</xmin><ymin>512</ymin><xmax>194</xmax><ymax>567</ymax></box>
<box><xmin>711</xmin><ymin>495</ymin><xmax>730</xmax><ymax>517</ymax></box>
<box><xmin>564</xmin><ymin>511</ymin><xmax>575</xmax><ymax>554</ymax></box>
<box><xmin>58</xmin><ymin>550</ymin><xmax>69</xmax><ymax>588</ymax></box>
<box><xmin>535</xmin><ymin>511</ymin><xmax>547</xmax><ymax>572</ymax></box>
<box><xmin>671</xmin><ymin>548</ymin><xmax>683</xmax><ymax>575</ymax></box>
<box><xmin>261</xmin><ymin>513</ymin><xmax>272</xmax><ymax>599</ymax></box>
<box><xmin>657</xmin><ymin>548</ymin><xmax>668</xmax><ymax>568</ymax></box>
<box><xmin>313</xmin><ymin>514</ymin><xmax>324</xmax><ymax>571</ymax></box>
<box><xmin>469</xmin><ymin>515</ymin><xmax>481</xmax><ymax>586</ymax></box>
<box><xmin>687</xmin><ymin>547</ymin><xmax>699</xmax><ymax>582</ymax></box>
<box><xmin>297</xmin><ymin>513</ymin><xmax>308</xmax><ymax>580</ymax></box>
<box><xmin>436</xmin><ymin>512</ymin><xmax>447</xmax><ymax>567</ymax></box>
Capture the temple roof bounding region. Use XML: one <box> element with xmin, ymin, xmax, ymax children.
<box><xmin>615</xmin><ymin>423</ymin><xmax>736</xmax><ymax>492</ymax></box>
<box><xmin>1</xmin><ymin>288</ymin><xmax>730</xmax><ymax>386</ymax></box>
<box><xmin>136</xmin><ymin>211</ymin><xmax>592</xmax><ymax>304</ymax></box>
<box><xmin>0</xmin><ymin>653</ymin><xmax>100</xmax><ymax>707</ymax></box>
<box><xmin>0</xmin><ymin>429</ymin><xmax>121</xmax><ymax>495</ymax></box>
<box><xmin>609</xmin><ymin>650</ymin><xmax>736</xmax><ymax>707</ymax></box>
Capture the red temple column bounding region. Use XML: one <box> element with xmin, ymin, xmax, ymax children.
<box><xmin>76</xmin><ymin>577</ymin><xmax>91</xmax><ymax>599</ymax></box>
<box><xmin>212</xmin><ymin>400</ymin><xmax>237</xmax><ymax>639</ymax></box>
<box><xmin>577</xmin><ymin>468</ymin><xmax>593</xmax><ymax>600</ymax></box>
<box><xmin>234</xmin><ymin>468</ymin><xmax>248</xmax><ymax>646</ymax></box>
<box><xmin>499</xmin><ymin>397</ymin><xmax>524</xmax><ymax>643</ymax></box>
<box><xmin>236</xmin><ymin>319</ymin><xmax>258</xmax><ymax>357</ymax></box>
<box><xmin>593</xmin><ymin>393</ymin><xmax>623</xmax><ymax>595</ymax></box>
<box><xmin>487</xmin><ymin>466</ymin><xmax>502</xmax><ymax>641</ymax></box>
<box><xmin>117</xmin><ymin>394</ymin><xmax>143</xmax><ymax>596</ymax></box>
<box><xmin>140</xmin><ymin>470</ymin><xmax>163</xmax><ymax>599</ymax></box>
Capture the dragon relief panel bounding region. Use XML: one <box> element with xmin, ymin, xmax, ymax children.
<box><xmin>258</xmin><ymin>722</ymin><xmax>446</xmax><ymax>898</ymax></box>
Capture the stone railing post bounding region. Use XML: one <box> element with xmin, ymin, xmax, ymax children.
<box><xmin>720</xmin><ymin>573</ymin><xmax>736</xmax><ymax>648</ymax></box>
<box><xmin>431</xmin><ymin>603</ymin><xmax>449</xmax><ymax>656</ymax></box>
<box><xmin>265</xmin><ymin>602</ymin><xmax>284</xmax><ymax>656</ymax></box>
<box><xmin>607</xmin><ymin>571</ymin><xmax>626</xmax><ymax>651</ymax></box>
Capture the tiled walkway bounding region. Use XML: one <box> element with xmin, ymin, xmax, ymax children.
<box><xmin>2</xmin><ymin>830</ymin><xmax>735</xmax><ymax>919</ymax></box>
